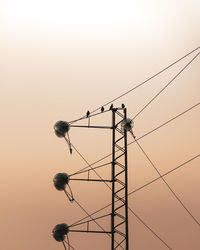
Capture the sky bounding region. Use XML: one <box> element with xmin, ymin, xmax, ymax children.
<box><xmin>0</xmin><ymin>0</ymin><xmax>200</xmax><ymax>249</ymax></box>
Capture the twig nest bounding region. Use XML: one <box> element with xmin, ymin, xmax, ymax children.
<box><xmin>121</xmin><ymin>118</ymin><xmax>133</xmax><ymax>132</ymax></box>
<box><xmin>54</xmin><ymin>121</ymin><xmax>70</xmax><ymax>137</ymax></box>
<box><xmin>52</xmin><ymin>223</ymin><xmax>69</xmax><ymax>241</ymax></box>
<box><xmin>53</xmin><ymin>173</ymin><xmax>69</xmax><ymax>191</ymax></box>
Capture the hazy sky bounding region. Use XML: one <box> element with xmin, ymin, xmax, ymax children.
<box><xmin>1</xmin><ymin>1</ymin><xmax>200</xmax><ymax>250</ymax></box>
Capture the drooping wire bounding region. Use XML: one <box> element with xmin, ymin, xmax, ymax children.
<box><xmin>68</xmin><ymin>46</ymin><xmax>199</xmax><ymax>125</ymax></box>
<box><xmin>135</xmin><ymin>139</ymin><xmax>200</xmax><ymax>227</ymax></box>
<box><xmin>68</xmin><ymin>102</ymin><xmax>199</xmax><ymax>178</ymax></box>
<box><xmin>132</xmin><ymin>51</ymin><xmax>200</xmax><ymax>121</ymax></box>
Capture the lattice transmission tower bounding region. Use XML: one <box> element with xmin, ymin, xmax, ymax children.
<box><xmin>52</xmin><ymin>106</ymin><xmax>135</xmax><ymax>250</ymax></box>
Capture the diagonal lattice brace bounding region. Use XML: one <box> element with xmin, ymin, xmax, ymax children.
<box><xmin>111</xmin><ymin>108</ymin><xmax>129</xmax><ymax>250</ymax></box>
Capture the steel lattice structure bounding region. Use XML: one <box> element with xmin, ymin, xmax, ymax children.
<box><xmin>53</xmin><ymin>107</ymin><xmax>131</xmax><ymax>250</ymax></box>
<box><xmin>111</xmin><ymin>108</ymin><xmax>129</xmax><ymax>250</ymax></box>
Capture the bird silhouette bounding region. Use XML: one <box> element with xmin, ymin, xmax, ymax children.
<box><xmin>101</xmin><ymin>106</ymin><xmax>104</xmax><ymax>112</ymax></box>
<box><xmin>86</xmin><ymin>111</ymin><xmax>90</xmax><ymax>117</ymax></box>
<box><xmin>109</xmin><ymin>104</ymin><xmax>113</xmax><ymax>110</ymax></box>
<box><xmin>122</xmin><ymin>103</ymin><xmax>125</xmax><ymax>108</ymax></box>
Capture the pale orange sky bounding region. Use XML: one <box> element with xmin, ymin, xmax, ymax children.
<box><xmin>0</xmin><ymin>1</ymin><xmax>200</xmax><ymax>250</ymax></box>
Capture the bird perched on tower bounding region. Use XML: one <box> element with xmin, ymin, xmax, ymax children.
<box><xmin>86</xmin><ymin>111</ymin><xmax>90</xmax><ymax>117</ymax></box>
<box><xmin>122</xmin><ymin>103</ymin><xmax>125</xmax><ymax>108</ymax></box>
<box><xmin>109</xmin><ymin>104</ymin><xmax>113</xmax><ymax>110</ymax></box>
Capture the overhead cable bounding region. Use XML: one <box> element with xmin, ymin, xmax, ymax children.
<box><xmin>69</xmin><ymin>47</ymin><xmax>199</xmax><ymax>124</ymax></box>
<box><xmin>64</xmin><ymin>192</ymin><xmax>124</xmax><ymax>250</ymax></box>
<box><xmin>132</xmin><ymin>51</ymin><xmax>200</xmax><ymax>120</ymax></box>
<box><xmin>128</xmin><ymin>207</ymin><xmax>173</xmax><ymax>249</ymax></box>
<box><xmin>135</xmin><ymin>140</ymin><xmax>200</xmax><ymax>227</ymax></box>
<box><xmin>69</xmin><ymin>103</ymin><xmax>199</xmax><ymax>177</ymax></box>
<box><xmin>72</xmin><ymin>154</ymin><xmax>199</xmax><ymax>227</ymax></box>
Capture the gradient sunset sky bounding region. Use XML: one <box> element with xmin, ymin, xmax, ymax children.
<box><xmin>1</xmin><ymin>0</ymin><xmax>200</xmax><ymax>250</ymax></box>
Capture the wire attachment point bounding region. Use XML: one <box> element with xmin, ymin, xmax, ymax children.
<box><xmin>121</xmin><ymin>118</ymin><xmax>136</xmax><ymax>139</ymax></box>
<box><xmin>53</xmin><ymin>173</ymin><xmax>74</xmax><ymax>202</ymax></box>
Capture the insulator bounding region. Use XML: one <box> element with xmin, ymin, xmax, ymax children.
<box><xmin>52</xmin><ymin>223</ymin><xmax>69</xmax><ymax>242</ymax></box>
<box><xmin>54</xmin><ymin>121</ymin><xmax>70</xmax><ymax>138</ymax></box>
<box><xmin>121</xmin><ymin>118</ymin><xmax>133</xmax><ymax>132</ymax></box>
<box><xmin>53</xmin><ymin>173</ymin><xmax>69</xmax><ymax>191</ymax></box>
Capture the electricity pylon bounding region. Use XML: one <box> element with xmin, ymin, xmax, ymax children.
<box><xmin>52</xmin><ymin>106</ymin><xmax>134</xmax><ymax>250</ymax></box>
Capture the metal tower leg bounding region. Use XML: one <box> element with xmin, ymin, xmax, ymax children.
<box><xmin>111</xmin><ymin>108</ymin><xmax>129</xmax><ymax>250</ymax></box>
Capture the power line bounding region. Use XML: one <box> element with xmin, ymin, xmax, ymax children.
<box><xmin>69</xmin><ymin>109</ymin><xmax>111</xmax><ymax>124</ymax></box>
<box><xmin>72</xmin><ymin>197</ymin><xmax>110</xmax><ymax>235</ymax></box>
<box><xmin>62</xmin><ymin>141</ymin><xmax>123</xmax><ymax>248</ymax></box>
<box><xmin>128</xmin><ymin>154</ymin><xmax>200</xmax><ymax>196</ymax></box>
<box><xmin>64</xmin><ymin>137</ymin><xmax>90</xmax><ymax>165</ymax></box>
<box><xmin>72</xmin><ymin>154</ymin><xmax>199</xmax><ymax>229</ymax></box>
<box><xmin>61</xmin><ymin>69</ymin><xmax>199</xmax><ymax>249</ymax></box>
<box><xmin>62</xmin><ymin>241</ymin><xmax>67</xmax><ymax>250</ymax></box>
<box><xmin>70</xmin><ymin>213</ymin><xmax>111</xmax><ymax>228</ymax></box>
<box><xmin>68</xmin><ymin>141</ymin><xmax>111</xmax><ymax>190</ymax></box>
<box><xmin>132</xmin><ymin>51</ymin><xmax>200</xmax><ymax>120</ymax></box>
<box><xmin>70</xmin><ymin>195</ymin><xmax>173</xmax><ymax>249</ymax></box>
<box><xmin>68</xmin><ymin>102</ymin><xmax>199</xmax><ymax>177</ymax></box>
<box><xmin>128</xmin><ymin>207</ymin><xmax>173</xmax><ymax>250</ymax></box>
<box><xmin>68</xmin><ymin>149</ymin><xmax>199</xmax><ymax>248</ymax></box>
<box><xmin>64</xmin><ymin>103</ymin><xmax>200</xmax><ymax>244</ymax></box>
<box><xmin>131</xmin><ymin>102</ymin><xmax>199</xmax><ymax>143</ymax></box>
<box><xmin>69</xmin><ymin>46</ymin><xmax>199</xmax><ymax>124</ymax></box>
<box><xmin>135</xmin><ymin>139</ymin><xmax>200</xmax><ymax>227</ymax></box>
<box><xmin>64</xmin><ymin>191</ymin><xmax>124</xmax><ymax>250</ymax></box>
<box><xmin>65</xmin><ymin>103</ymin><xmax>200</xmax><ymax>239</ymax></box>
<box><xmin>69</xmin><ymin>168</ymin><xmax>172</xmax><ymax>249</ymax></box>
<box><xmin>66</xmin><ymin>123</ymin><xmax>171</xmax><ymax>248</ymax></box>
<box><xmin>54</xmin><ymin>47</ymin><xmax>199</xmax><ymax>249</ymax></box>
<box><xmin>65</xmin><ymin>132</ymin><xmax>193</xmax><ymax>248</ymax></box>
<box><xmin>64</xmin><ymin>239</ymin><xmax>76</xmax><ymax>250</ymax></box>
<box><xmin>69</xmin><ymin>162</ymin><xmax>112</xmax><ymax>177</ymax></box>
